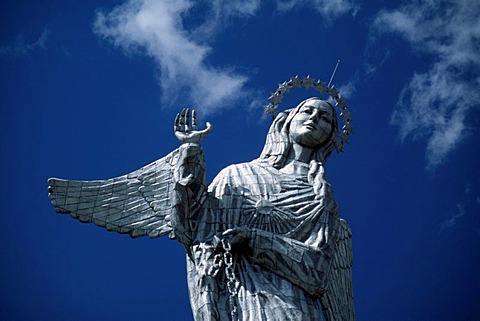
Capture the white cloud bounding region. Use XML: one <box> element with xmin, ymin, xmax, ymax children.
<box><xmin>374</xmin><ymin>0</ymin><xmax>480</xmax><ymax>169</ymax></box>
<box><xmin>338</xmin><ymin>76</ymin><xmax>358</xmax><ymax>99</ymax></box>
<box><xmin>93</xmin><ymin>0</ymin><xmax>257</xmax><ymax>114</ymax></box>
<box><xmin>93</xmin><ymin>0</ymin><xmax>356</xmax><ymax>114</ymax></box>
<box><xmin>276</xmin><ymin>0</ymin><xmax>358</xmax><ymax>18</ymax></box>
<box><xmin>0</xmin><ymin>28</ymin><xmax>50</xmax><ymax>57</ymax></box>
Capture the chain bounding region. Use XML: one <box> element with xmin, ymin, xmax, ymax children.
<box><xmin>221</xmin><ymin>238</ymin><xmax>239</xmax><ymax>321</ymax></box>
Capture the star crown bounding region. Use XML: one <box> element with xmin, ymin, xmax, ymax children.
<box><xmin>264</xmin><ymin>75</ymin><xmax>352</xmax><ymax>152</ymax></box>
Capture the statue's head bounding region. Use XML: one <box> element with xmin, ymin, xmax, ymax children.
<box><xmin>259</xmin><ymin>97</ymin><xmax>338</xmax><ymax>168</ymax></box>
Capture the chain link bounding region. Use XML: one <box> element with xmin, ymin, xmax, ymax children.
<box><xmin>221</xmin><ymin>239</ymin><xmax>239</xmax><ymax>321</ymax></box>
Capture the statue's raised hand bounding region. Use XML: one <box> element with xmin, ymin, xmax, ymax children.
<box><xmin>174</xmin><ymin>108</ymin><xmax>213</xmax><ymax>144</ymax></box>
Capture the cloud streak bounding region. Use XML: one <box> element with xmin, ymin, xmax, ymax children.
<box><xmin>276</xmin><ymin>0</ymin><xmax>358</xmax><ymax>19</ymax></box>
<box><xmin>0</xmin><ymin>28</ymin><xmax>50</xmax><ymax>57</ymax></box>
<box><xmin>439</xmin><ymin>203</ymin><xmax>466</xmax><ymax>234</ymax></box>
<box><xmin>93</xmin><ymin>0</ymin><xmax>257</xmax><ymax>114</ymax></box>
<box><xmin>374</xmin><ymin>0</ymin><xmax>480</xmax><ymax>169</ymax></box>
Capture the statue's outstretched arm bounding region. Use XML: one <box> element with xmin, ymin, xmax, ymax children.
<box><xmin>170</xmin><ymin>108</ymin><xmax>212</xmax><ymax>248</ymax></box>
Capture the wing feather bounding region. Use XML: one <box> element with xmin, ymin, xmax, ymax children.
<box><xmin>48</xmin><ymin>149</ymin><xmax>180</xmax><ymax>238</ymax></box>
<box><xmin>321</xmin><ymin>218</ymin><xmax>355</xmax><ymax>321</ymax></box>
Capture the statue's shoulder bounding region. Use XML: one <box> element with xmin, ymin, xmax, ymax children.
<box><xmin>210</xmin><ymin>160</ymin><xmax>268</xmax><ymax>188</ymax></box>
<box><xmin>217</xmin><ymin>159</ymin><xmax>268</xmax><ymax>176</ymax></box>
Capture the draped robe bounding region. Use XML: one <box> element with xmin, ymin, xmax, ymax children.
<box><xmin>172</xmin><ymin>143</ymin><xmax>341</xmax><ymax>321</ymax></box>
<box><xmin>48</xmin><ymin>142</ymin><xmax>353</xmax><ymax>321</ymax></box>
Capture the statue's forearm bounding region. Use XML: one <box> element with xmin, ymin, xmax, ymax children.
<box><xmin>249</xmin><ymin>229</ymin><xmax>332</xmax><ymax>297</ymax></box>
<box><xmin>173</xmin><ymin>143</ymin><xmax>206</xmax><ymax>186</ymax></box>
<box><xmin>171</xmin><ymin>143</ymin><xmax>208</xmax><ymax>246</ymax></box>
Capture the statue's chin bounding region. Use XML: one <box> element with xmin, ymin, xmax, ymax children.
<box><xmin>289</xmin><ymin>130</ymin><xmax>327</xmax><ymax>149</ymax></box>
<box><xmin>291</xmin><ymin>136</ymin><xmax>326</xmax><ymax>149</ymax></box>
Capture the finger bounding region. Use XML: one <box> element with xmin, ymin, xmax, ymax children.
<box><xmin>192</xmin><ymin>109</ymin><xmax>198</xmax><ymax>130</ymax></box>
<box><xmin>318</xmin><ymin>164</ymin><xmax>330</xmax><ymax>184</ymax></box>
<box><xmin>185</xmin><ymin>108</ymin><xmax>190</xmax><ymax>132</ymax></box>
<box><xmin>308</xmin><ymin>160</ymin><xmax>318</xmax><ymax>183</ymax></box>
<box><xmin>222</xmin><ymin>228</ymin><xmax>236</xmax><ymax>236</ymax></box>
<box><xmin>174</xmin><ymin>113</ymin><xmax>181</xmax><ymax>132</ymax></box>
<box><xmin>318</xmin><ymin>225</ymin><xmax>324</xmax><ymax>243</ymax></box>
<box><xmin>198</xmin><ymin>122</ymin><xmax>213</xmax><ymax>140</ymax></box>
<box><xmin>178</xmin><ymin>173</ymin><xmax>194</xmax><ymax>187</ymax></box>
<box><xmin>319</xmin><ymin>163</ymin><xmax>325</xmax><ymax>176</ymax></box>
<box><xmin>179</xmin><ymin>108</ymin><xmax>187</xmax><ymax>131</ymax></box>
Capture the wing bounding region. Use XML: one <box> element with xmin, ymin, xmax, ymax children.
<box><xmin>320</xmin><ymin>218</ymin><xmax>355</xmax><ymax>321</ymax></box>
<box><xmin>48</xmin><ymin>149</ymin><xmax>182</xmax><ymax>239</ymax></box>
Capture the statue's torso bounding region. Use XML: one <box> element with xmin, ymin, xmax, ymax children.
<box><xmin>187</xmin><ymin>161</ymin><xmax>332</xmax><ymax>321</ymax></box>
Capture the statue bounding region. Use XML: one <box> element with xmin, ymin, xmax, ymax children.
<box><xmin>48</xmin><ymin>77</ymin><xmax>355</xmax><ymax>321</ymax></box>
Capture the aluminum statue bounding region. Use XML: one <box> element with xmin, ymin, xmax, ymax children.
<box><xmin>48</xmin><ymin>76</ymin><xmax>355</xmax><ymax>321</ymax></box>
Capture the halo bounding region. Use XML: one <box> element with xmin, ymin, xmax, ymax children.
<box><xmin>264</xmin><ymin>75</ymin><xmax>352</xmax><ymax>152</ymax></box>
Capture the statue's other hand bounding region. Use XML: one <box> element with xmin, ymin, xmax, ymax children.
<box><xmin>308</xmin><ymin>161</ymin><xmax>332</xmax><ymax>200</ymax></box>
<box><xmin>174</xmin><ymin>108</ymin><xmax>213</xmax><ymax>144</ymax></box>
<box><xmin>222</xmin><ymin>227</ymin><xmax>253</xmax><ymax>246</ymax></box>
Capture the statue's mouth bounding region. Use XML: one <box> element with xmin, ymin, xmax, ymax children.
<box><xmin>304</xmin><ymin>122</ymin><xmax>318</xmax><ymax>131</ymax></box>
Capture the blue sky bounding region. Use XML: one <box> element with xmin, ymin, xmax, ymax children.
<box><xmin>1</xmin><ymin>0</ymin><xmax>479</xmax><ymax>320</ymax></box>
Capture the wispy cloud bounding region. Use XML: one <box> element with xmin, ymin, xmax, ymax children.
<box><xmin>0</xmin><ymin>28</ymin><xmax>50</xmax><ymax>57</ymax></box>
<box><xmin>93</xmin><ymin>0</ymin><xmax>259</xmax><ymax>114</ymax></box>
<box><xmin>93</xmin><ymin>0</ymin><xmax>357</xmax><ymax>114</ymax></box>
<box><xmin>276</xmin><ymin>0</ymin><xmax>358</xmax><ymax>19</ymax></box>
<box><xmin>190</xmin><ymin>0</ymin><xmax>260</xmax><ymax>39</ymax></box>
<box><xmin>439</xmin><ymin>203</ymin><xmax>466</xmax><ymax>234</ymax></box>
<box><xmin>437</xmin><ymin>180</ymin><xmax>480</xmax><ymax>235</ymax></box>
<box><xmin>337</xmin><ymin>75</ymin><xmax>359</xmax><ymax>99</ymax></box>
<box><xmin>373</xmin><ymin>0</ymin><xmax>480</xmax><ymax>170</ymax></box>
<box><xmin>364</xmin><ymin>47</ymin><xmax>390</xmax><ymax>76</ymax></box>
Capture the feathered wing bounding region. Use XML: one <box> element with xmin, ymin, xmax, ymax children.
<box><xmin>320</xmin><ymin>218</ymin><xmax>355</xmax><ymax>321</ymax></box>
<box><xmin>48</xmin><ymin>149</ymin><xmax>183</xmax><ymax>239</ymax></box>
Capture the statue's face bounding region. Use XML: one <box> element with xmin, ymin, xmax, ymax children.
<box><xmin>288</xmin><ymin>100</ymin><xmax>333</xmax><ymax>148</ymax></box>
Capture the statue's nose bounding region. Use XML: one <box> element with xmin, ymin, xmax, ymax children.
<box><xmin>308</xmin><ymin>111</ymin><xmax>319</xmax><ymax>122</ymax></box>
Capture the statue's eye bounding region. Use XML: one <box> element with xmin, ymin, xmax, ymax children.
<box><xmin>302</xmin><ymin>108</ymin><xmax>313</xmax><ymax>114</ymax></box>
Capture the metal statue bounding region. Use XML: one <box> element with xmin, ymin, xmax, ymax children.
<box><xmin>48</xmin><ymin>77</ymin><xmax>355</xmax><ymax>321</ymax></box>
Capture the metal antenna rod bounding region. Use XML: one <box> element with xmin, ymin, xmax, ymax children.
<box><xmin>328</xmin><ymin>59</ymin><xmax>341</xmax><ymax>88</ymax></box>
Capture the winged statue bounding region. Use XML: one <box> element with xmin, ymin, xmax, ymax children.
<box><xmin>48</xmin><ymin>98</ymin><xmax>355</xmax><ymax>321</ymax></box>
